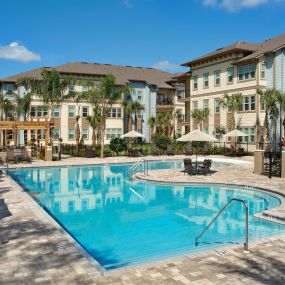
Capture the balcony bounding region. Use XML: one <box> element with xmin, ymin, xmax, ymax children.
<box><xmin>177</xmin><ymin>115</ymin><xmax>190</xmax><ymax>126</ymax></box>
<box><xmin>156</xmin><ymin>98</ymin><xmax>174</xmax><ymax>108</ymax></box>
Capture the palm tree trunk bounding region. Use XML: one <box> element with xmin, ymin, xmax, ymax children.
<box><xmin>263</xmin><ymin>113</ymin><xmax>269</xmax><ymax>151</ymax></box>
<box><xmin>100</xmin><ymin>119</ymin><xmax>106</xmax><ymax>158</ymax></box>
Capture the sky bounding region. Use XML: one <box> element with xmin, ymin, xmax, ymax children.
<box><xmin>0</xmin><ymin>0</ymin><xmax>285</xmax><ymax>78</ymax></box>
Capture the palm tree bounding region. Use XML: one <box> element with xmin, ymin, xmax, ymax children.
<box><xmin>219</xmin><ymin>93</ymin><xmax>243</xmax><ymax>129</ymax></box>
<box><xmin>18</xmin><ymin>69</ymin><xmax>74</xmax><ymax>145</ymax></box>
<box><xmin>87</xmin><ymin>74</ymin><xmax>130</xmax><ymax>158</ymax></box>
<box><xmin>191</xmin><ymin>109</ymin><xmax>209</xmax><ymax>130</ymax></box>
<box><xmin>175</xmin><ymin>109</ymin><xmax>183</xmax><ymax>123</ymax></box>
<box><xmin>132</xmin><ymin>101</ymin><xmax>144</xmax><ymax>131</ymax></box>
<box><xmin>122</xmin><ymin>101</ymin><xmax>134</xmax><ymax>132</ymax></box>
<box><xmin>15</xmin><ymin>92</ymin><xmax>32</xmax><ymax>120</ymax></box>
<box><xmin>148</xmin><ymin>116</ymin><xmax>156</xmax><ymax>138</ymax></box>
<box><xmin>156</xmin><ymin>112</ymin><xmax>173</xmax><ymax>136</ymax></box>
<box><xmin>87</xmin><ymin>108</ymin><xmax>102</xmax><ymax>145</ymax></box>
<box><xmin>75</xmin><ymin>115</ymin><xmax>80</xmax><ymax>155</ymax></box>
<box><xmin>0</xmin><ymin>92</ymin><xmax>13</xmax><ymax>120</ymax></box>
<box><xmin>257</xmin><ymin>88</ymin><xmax>284</xmax><ymax>149</ymax></box>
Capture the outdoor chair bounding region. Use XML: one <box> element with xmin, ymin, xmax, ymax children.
<box><xmin>185</xmin><ymin>143</ymin><xmax>193</xmax><ymax>156</ymax></box>
<box><xmin>166</xmin><ymin>144</ymin><xmax>174</xmax><ymax>156</ymax></box>
<box><xmin>198</xmin><ymin>159</ymin><xmax>212</xmax><ymax>175</ymax></box>
<box><xmin>6</xmin><ymin>150</ymin><xmax>16</xmax><ymax>163</ymax></box>
<box><xmin>183</xmin><ymin>158</ymin><xmax>196</xmax><ymax>175</ymax></box>
<box><xmin>21</xmin><ymin>149</ymin><xmax>32</xmax><ymax>163</ymax></box>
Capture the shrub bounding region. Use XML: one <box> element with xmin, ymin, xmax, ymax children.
<box><xmin>152</xmin><ymin>134</ymin><xmax>172</xmax><ymax>153</ymax></box>
<box><xmin>109</xmin><ymin>138</ymin><xmax>127</xmax><ymax>155</ymax></box>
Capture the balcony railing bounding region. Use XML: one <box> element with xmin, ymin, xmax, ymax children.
<box><xmin>156</xmin><ymin>99</ymin><xmax>173</xmax><ymax>106</ymax></box>
<box><xmin>177</xmin><ymin>115</ymin><xmax>190</xmax><ymax>124</ymax></box>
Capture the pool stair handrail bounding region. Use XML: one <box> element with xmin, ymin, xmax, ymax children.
<box><xmin>128</xmin><ymin>159</ymin><xmax>149</xmax><ymax>178</ymax></box>
<box><xmin>195</xmin><ymin>198</ymin><xmax>249</xmax><ymax>252</ymax></box>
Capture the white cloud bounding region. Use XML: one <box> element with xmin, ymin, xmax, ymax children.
<box><xmin>201</xmin><ymin>0</ymin><xmax>270</xmax><ymax>12</ymax></box>
<box><xmin>0</xmin><ymin>42</ymin><xmax>41</xmax><ymax>63</ymax></box>
<box><xmin>152</xmin><ymin>60</ymin><xmax>180</xmax><ymax>72</ymax></box>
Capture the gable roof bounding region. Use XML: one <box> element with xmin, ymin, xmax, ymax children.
<box><xmin>1</xmin><ymin>62</ymin><xmax>174</xmax><ymax>89</ymax></box>
<box><xmin>234</xmin><ymin>33</ymin><xmax>285</xmax><ymax>64</ymax></box>
<box><xmin>182</xmin><ymin>41</ymin><xmax>258</xmax><ymax>67</ymax></box>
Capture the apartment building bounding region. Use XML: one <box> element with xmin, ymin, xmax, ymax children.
<box><xmin>0</xmin><ymin>62</ymin><xmax>185</xmax><ymax>145</ymax></box>
<box><xmin>181</xmin><ymin>33</ymin><xmax>285</xmax><ymax>145</ymax></box>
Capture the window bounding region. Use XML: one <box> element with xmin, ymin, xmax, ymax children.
<box><xmin>43</xmin><ymin>107</ymin><xmax>48</xmax><ymax>117</ymax></box>
<box><xmin>6</xmin><ymin>84</ymin><xmax>15</xmax><ymax>94</ymax></box>
<box><xmin>203</xmin><ymin>128</ymin><xmax>209</xmax><ymax>134</ymax></box>
<box><xmin>238</xmin><ymin>64</ymin><xmax>256</xmax><ymax>81</ymax></box>
<box><xmin>54</xmin><ymin>128</ymin><xmax>60</xmax><ymax>140</ymax></box>
<box><xmin>137</xmin><ymin>110</ymin><xmax>142</xmax><ymax>118</ymax></box>
<box><xmin>82</xmin><ymin>107</ymin><xmax>89</xmax><ymax>118</ymax></box>
<box><xmin>214</xmin><ymin>98</ymin><xmax>220</xmax><ymax>113</ymax></box>
<box><xmin>203</xmin><ymin>99</ymin><xmax>209</xmax><ymax>110</ymax></box>
<box><xmin>68</xmin><ymin>85</ymin><xmax>74</xmax><ymax>92</ymax></box>
<box><xmin>242</xmin><ymin>96</ymin><xmax>255</xmax><ymax>111</ymax></box>
<box><xmin>176</xmin><ymin>128</ymin><xmax>182</xmax><ymax>136</ymax></box>
<box><xmin>106</xmin><ymin>128</ymin><xmax>122</xmax><ymax>140</ymax></box>
<box><xmin>227</xmin><ymin>67</ymin><xmax>234</xmax><ymax>83</ymax></box>
<box><xmin>53</xmin><ymin>106</ymin><xmax>60</xmax><ymax>118</ymax></box>
<box><xmin>30</xmin><ymin>106</ymin><xmax>36</xmax><ymax>117</ymax></box>
<box><xmin>214</xmin><ymin>70</ymin><xmax>221</xmax><ymax>86</ymax></box>
<box><xmin>260</xmin><ymin>101</ymin><xmax>265</xmax><ymax>111</ymax></box>
<box><xmin>107</xmin><ymin>108</ymin><xmax>121</xmax><ymax>118</ymax></box>
<box><xmin>250</xmin><ymin>64</ymin><xmax>256</xmax><ymax>79</ymax></box>
<box><xmin>261</xmin><ymin>62</ymin><xmax>266</xmax><ymax>79</ymax></box>
<box><xmin>203</xmin><ymin>73</ymin><xmax>209</xmax><ymax>88</ymax></box>
<box><xmin>192</xmin><ymin>101</ymin><xmax>198</xmax><ymax>110</ymax></box>
<box><xmin>82</xmin><ymin>85</ymin><xmax>88</xmax><ymax>92</ymax></box>
<box><xmin>68</xmin><ymin>128</ymin><xmax>75</xmax><ymax>140</ymax></box>
<box><xmin>137</xmin><ymin>90</ymin><xmax>143</xmax><ymax>101</ymax></box>
<box><xmin>82</xmin><ymin>128</ymin><xmax>89</xmax><ymax>140</ymax></box>
<box><xmin>177</xmin><ymin>90</ymin><xmax>185</xmax><ymax>99</ymax></box>
<box><xmin>238</xmin><ymin>66</ymin><xmax>243</xmax><ymax>81</ymax></box>
<box><xmin>68</xmin><ymin>106</ymin><xmax>75</xmax><ymax>118</ymax></box>
<box><xmin>193</xmin><ymin>76</ymin><xmax>198</xmax><ymax>90</ymax></box>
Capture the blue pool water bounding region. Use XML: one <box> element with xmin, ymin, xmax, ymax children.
<box><xmin>9</xmin><ymin>160</ymin><xmax>285</xmax><ymax>270</ymax></box>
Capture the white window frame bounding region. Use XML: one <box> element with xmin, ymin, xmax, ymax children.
<box><xmin>82</xmin><ymin>106</ymin><xmax>89</xmax><ymax>118</ymax></box>
<box><xmin>192</xmin><ymin>100</ymin><xmax>198</xmax><ymax>110</ymax></box>
<box><xmin>203</xmin><ymin>99</ymin><xmax>209</xmax><ymax>110</ymax></box>
<box><xmin>53</xmin><ymin>106</ymin><xmax>60</xmax><ymax>118</ymax></box>
<box><xmin>214</xmin><ymin>70</ymin><xmax>221</xmax><ymax>86</ymax></box>
<box><xmin>214</xmin><ymin>98</ymin><xmax>220</xmax><ymax>113</ymax></box>
<box><xmin>68</xmin><ymin>106</ymin><xmax>75</xmax><ymax>118</ymax></box>
<box><xmin>261</xmin><ymin>62</ymin><xmax>266</xmax><ymax>79</ymax></box>
<box><xmin>203</xmin><ymin>73</ymin><xmax>209</xmax><ymax>88</ymax></box>
<box><xmin>227</xmin><ymin>67</ymin><xmax>234</xmax><ymax>84</ymax></box>
<box><xmin>68</xmin><ymin>85</ymin><xmax>75</xmax><ymax>92</ymax></box>
<box><xmin>68</xmin><ymin>128</ymin><xmax>75</xmax><ymax>141</ymax></box>
<box><xmin>82</xmin><ymin>128</ymin><xmax>89</xmax><ymax>140</ymax></box>
<box><xmin>193</xmin><ymin>76</ymin><xmax>198</xmax><ymax>90</ymax></box>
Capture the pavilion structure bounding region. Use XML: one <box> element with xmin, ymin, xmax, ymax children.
<box><xmin>0</xmin><ymin>118</ymin><xmax>54</xmax><ymax>160</ymax></box>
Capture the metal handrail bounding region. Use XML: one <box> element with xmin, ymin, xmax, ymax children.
<box><xmin>195</xmin><ymin>198</ymin><xmax>249</xmax><ymax>252</ymax></box>
<box><xmin>128</xmin><ymin>159</ymin><xmax>149</xmax><ymax>178</ymax></box>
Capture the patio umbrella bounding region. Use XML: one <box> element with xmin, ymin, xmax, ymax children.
<box><xmin>223</xmin><ymin>129</ymin><xmax>248</xmax><ymax>148</ymax></box>
<box><xmin>177</xmin><ymin>129</ymin><xmax>217</xmax><ymax>163</ymax></box>
<box><xmin>122</xmin><ymin>130</ymin><xmax>144</xmax><ymax>138</ymax></box>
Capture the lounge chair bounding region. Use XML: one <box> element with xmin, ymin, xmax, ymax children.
<box><xmin>198</xmin><ymin>159</ymin><xmax>212</xmax><ymax>175</ymax></box>
<box><xmin>183</xmin><ymin>158</ymin><xmax>196</xmax><ymax>175</ymax></box>
<box><xmin>6</xmin><ymin>150</ymin><xmax>16</xmax><ymax>163</ymax></box>
<box><xmin>21</xmin><ymin>149</ymin><xmax>32</xmax><ymax>163</ymax></box>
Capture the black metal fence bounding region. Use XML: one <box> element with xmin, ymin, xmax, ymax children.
<box><xmin>263</xmin><ymin>152</ymin><xmax>282</xmax><ymax>178</ymax></box>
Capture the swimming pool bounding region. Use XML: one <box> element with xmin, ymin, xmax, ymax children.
<box><xmin>9</xmin><ymin>160</ymin><xmax>285</xmax><ymax>270</ymax></box>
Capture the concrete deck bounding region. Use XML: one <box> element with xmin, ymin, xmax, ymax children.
<box><xmin>1</xmin><ymin>155</ymin><xmax>285</xmax><ymax>285</ymax></box>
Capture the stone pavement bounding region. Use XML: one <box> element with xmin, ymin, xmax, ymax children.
<box><xmin>1</xmin><ymin>155</ymin><xmax>285</xmax><ymax>284</ymax></box>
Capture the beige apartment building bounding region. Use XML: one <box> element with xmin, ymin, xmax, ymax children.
<box><xmin>181</xmin><ymin>41</ymin><xmax>269</xmax><ymax>145</ymax></box>
<box><xmin>0</xmin><ymin>62</ymin><xmax>185</xmax><ymax>146</ymax></box>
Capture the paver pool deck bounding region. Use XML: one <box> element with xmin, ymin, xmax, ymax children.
<box><xmin>1</xmin><ymin>155</ymin><xmax>285</xmax><ymax>285</ymax></box>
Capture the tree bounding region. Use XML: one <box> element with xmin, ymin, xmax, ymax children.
<box><xmin>132</xmin><ymin>101</ymin><xmax>144</xmax><ymax>131</ymax></box>
<box><xmin>156</xmin><ymin>112</ymin><xmax>173</xmax><ymax>136</ymax></box>
<box><xmin>257</xmin><ymin>88</ymin><xmax>285</xmax><ymax>149</ymax></box>
<box><xmin>18</xmin><ymin>69</ymin><xmax>74</xmax><ymax>145</ymax></box>
<box><xmin>148</xmin><ymin>116</ymin><xmax>156</xmax><ymax>138</ymax></box>
<box><xmin>219</xmin><ymin>93</ymin><xmax>243</xmax><ymax>129</ymax></box>
<box><xmin>175</xmin><ymin>109</ymin><xmax>183</xmax><ymax>123</ymax></box>
<box><xmin>15</xmin><ymin>92</ymin><xmax>32</xmax><ymax>120</ymax></box>
<box><xmin>0</xmin><ymin>92</ymin><xmax>13</xmax><ymax>120</ymax></box>
<box><xmin>191</xmin><ymin>109</ymin><xmax>210</xmax><ymax>130</ymax></box>
<box><xmin>87</xmin><ymin>108</ymin><xmax>102</xmax><ymax>145</ymax></box>
<box><xmin>87</xmin><ymin>74</ymin><xmax>130</xmax><ymax>158</ymax></box>
<box><xmin>75</xmin><ymin>115</ymin><xmax>81</xmax><ymax>156</ymax></box>
<box><xmin>122</xmin><ymin>100</ymin><xmax>134</xmax><ymax>132</ymax></box>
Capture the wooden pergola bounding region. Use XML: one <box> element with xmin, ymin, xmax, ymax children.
<box><xmin>0</xmin><ymin>118</ymin><xmax>54</xmax><ymax>160</ymax></box>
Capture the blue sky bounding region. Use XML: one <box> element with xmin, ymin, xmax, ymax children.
<box><xmin>0</xmin><ymin>0</ymin><xmax>285</xmax><ymax>78</ymax></box>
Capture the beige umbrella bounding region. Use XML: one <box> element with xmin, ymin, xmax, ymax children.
<box><xmin>177</xmin><ymin>129</ymin><xmax>217</xmax><ymax>164</ymax></box>
<box><xmin>122</xmin><ymin>130</ymin><xmax>144</xmax><ymax>138</ymax></box>
<box><xmin>177</xmin><ymin>129</ymin><xmax>217</xmax><ymax>143</ymax></box>
<box><xmin>223</xmin><ymin>129</ymin><xmax>248</xmax><ymax>138</ymax></box>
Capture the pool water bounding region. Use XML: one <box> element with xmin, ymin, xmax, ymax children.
<box><xmin>9</xmin><ymin>160</ymin><xmax>285</xmax><ymax>270</ymax></box>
